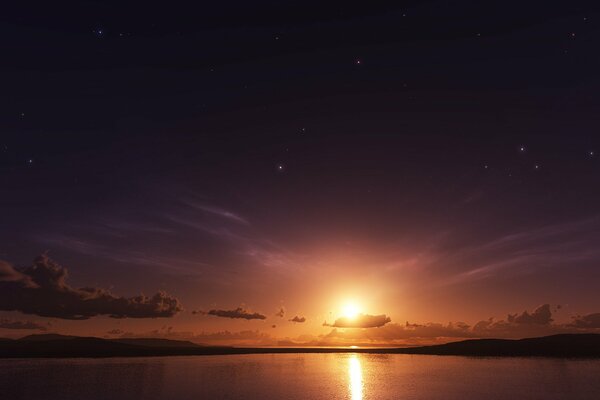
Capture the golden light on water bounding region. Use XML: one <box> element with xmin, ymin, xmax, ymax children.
<box><xmin>348</xmin><ymin>355</ymin><xmax>363</xmax><ymax>400</ymax></box>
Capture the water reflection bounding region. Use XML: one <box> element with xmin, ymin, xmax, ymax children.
<box><xmin>2</xmin><ymin>355</ymin><xmax>599</xmax><ymax>400</ymax></box>
<box><xmin>348</xmin><ymin>355</ymin><xmax>363</xmax><ymax>400</ymax></box>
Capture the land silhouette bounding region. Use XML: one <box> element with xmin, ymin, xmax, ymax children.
<box><xmin>0</xmin><ymin>333</ymin><xmax>599</xmax><ymax>358</ymax></box>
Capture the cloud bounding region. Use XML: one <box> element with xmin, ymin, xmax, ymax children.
<box><xmin>324</xmin><ymin>313</ymin><xmax>391</xmax><ymax>328</ymax></box>
<box><xmin>470</xmin><ymin>304</ymin><xmax>558</xmax><ymax>338</ymax></box>
<box><xmin>183</xmin><ymin>201</ymin><xmax>249</xmax><ymax>225</ymax></box>
<box><xmin>167</xmin><ymin>209</ymin><xmax>303</xmax><ymax>271</ymax></box>
<box><xmin>507</xmin><ymin>304</ymin><xmax>553</xmax><ymax>325</ymax></box>
<box><xmin>289</xmin><ymin>316</ymin><xmax>306</xmax><ymax>323</ymax></box>
<box><xmin>437</xmin><ymin>216</ymin><xmax>600</xmax><ymax>287</ymax></box>
<box><xmin>0</xmin><ymin>255</ymin><xmax>183</xmax><ymax>320</ymax></box>
<box><xmin>0</xmin><ymin>260</ymin><xmax>36</xmax><ymax>287</ymax></box>
<box><xmin>203</xmin><ymin>307</ymin><xmax>266</xmax><ymax>320</ymax></box>
<box><xmin>0</xmin><ymin>318</ymin><xmax>48</xmax><ymax>330</ymax></box>
<box><xmin>567</xmin><ymin>313</ymin><xmax>600</xmax><ymax>329</ymax></box>
<box><xmin>315</xmin><ymin>304</ymin><xmax>600</xmax><ymax>346</ymax></box>
<box><xmin>275</xmin><ymin>307</ymin><xmax>285</xmax><ymax>318</ymax></box>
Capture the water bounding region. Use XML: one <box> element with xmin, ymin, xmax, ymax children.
<box><xmin>2</xmin><ymin>354</ymin><xmax>600</xmax><ymax>399</ymax></box>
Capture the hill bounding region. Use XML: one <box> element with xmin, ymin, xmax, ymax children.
<box><xmin>393</xmin><ymin>334</ymin><xmax>600</xmax><ymax>357</ymax></box>
<box><xmin>0</xmin><ymin>333</ymin><xmax>599</xmax><ymax>358</ymax></box>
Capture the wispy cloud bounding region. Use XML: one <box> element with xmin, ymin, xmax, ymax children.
<box><xmin>166</xmin><ymin>205</ymin><xmax>303</xmax><ymax>271</ymax></box>
<box><xmin>181</xmin><ymin>200</ymin><xmax>250</xmax><ymax>225</ymax></box>
<box><xmin>430</xmin><ymin>216</ymin><xmax>600</xmax><ymax>286</ymax></box>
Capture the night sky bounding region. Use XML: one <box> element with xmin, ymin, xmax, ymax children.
<box><xmin>1</xmin><ymin>1</ymin><xmax>600</xmax><ymax>346</ymax></box>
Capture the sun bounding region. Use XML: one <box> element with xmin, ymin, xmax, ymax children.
<box><xmin>342</xmin><ymin>302</ymin><xmax>361</xmax><ymax>319</ymax></box>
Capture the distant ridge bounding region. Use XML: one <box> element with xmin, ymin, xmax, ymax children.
<box><xmin>112</xmin><ymin>338</ymin><xmax>202</xmax><ymax>348</ymax></box>
<box><xmin>0</xmin><ymin>333</ymin><xmax>599</xmax><ymax>358</ymax></box>
<box><xmin>19</xmin><ymin>334</ymin><xmax>78</xmax><ymax>342</ymax></box>
<box><xmin>392</xmin><ymin>334</ymin><xmax>600</xmax><ymax>357</ymax></box>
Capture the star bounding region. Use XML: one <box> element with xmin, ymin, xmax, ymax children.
<box><xmin>355</xmin><ymin>59</ymin><xmax>361</xmax><ymax>65</ymax></box>
<box><xmin>28</xmin><ymin>159</ymin><xmax>33</xmax><ymax>164</ymax></box>
<box><xmin>277</xmin><ymin>164</ymin><xmax>285</xmax><ymax>172</ymax></box>
<box><xmin>519</xmin><ymin>146</ymin><xmax>526</xmax><ymax>152</ymax></box>
<box><xmin>590</xmin><ymin>151</ymin><xmax>595</xmax><ymax>157</ymax></box>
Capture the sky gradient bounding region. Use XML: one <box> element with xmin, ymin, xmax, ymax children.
<box><xmin>1</xmin><ymin>1</ymin><xmax>600</xmax><ymax>346</ymax></box>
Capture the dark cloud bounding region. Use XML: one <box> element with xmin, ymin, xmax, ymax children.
<box><xmin>275</xmin><ymin>306</ymin><xmax>285</xmax><ymax>318</ymax></box>
<box><xmin>507</xmin><ymin>304</ymin><xmax>553</xmax><ymax>325</ymax></box>
<box><xmin>568</xmin><ymin>313</ymin><xmax>600</xmax><ymax>329</ymax></box>
<box><xmin>0</xmin><ymin>255</ymin><xmax>182</xmax><ymax>320</ymax></box>
<box><xmin>316</xmin><ymin>304</ymin><xmax>600</xmax><ymax>346</ymax></box>
<box><xmin>0</xmin><ymin>318</ymin><xmax>48</xmax><ymax>330</ymax></box>
<box><xmin>205</xmin><ymin>307</ymin><xmax>266</xmax><ymax>320</ymax></box>
<box><xmin>324</xmin><ymin>313</ymin><xmax>391</xmax><ymax>328</ymax></box>
<box><xmin>289</xmin><ymin>316</ymin><xmax>306</xmax><ymax>323</ymax></box>
<box><xmin>0</xmin><ymin>260</ymin><xmax>36</xmax><ymax>286</ymax></box>
<box><xmin>192</xmin><ymin>329</ymin><xmax>271</xmax><ymax>342</ymax></box>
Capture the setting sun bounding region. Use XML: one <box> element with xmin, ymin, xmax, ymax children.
<box><xmin>342</xmin><ymin>303</ymin><xmax>361</xmax><ymax>319</ymax></box>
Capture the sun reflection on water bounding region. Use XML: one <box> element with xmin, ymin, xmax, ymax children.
<box><xmin>348</xmin><ymin>355</ymin><xmax>363</xmax><ymax>400</ymax></box>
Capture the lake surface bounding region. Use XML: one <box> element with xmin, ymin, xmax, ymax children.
<box><xmin>2</xmin><ymin>353</ymin><xmax>600</xmax><ymax>399</ymax></box>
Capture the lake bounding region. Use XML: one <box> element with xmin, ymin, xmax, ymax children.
<box><xmin>2</xmin><ymin>353</ymin><xmax>600</xmax><ymax>399</ymax></box>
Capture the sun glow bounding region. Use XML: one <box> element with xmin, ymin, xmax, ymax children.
<box><xmin>342</xmin><ymin>302</ymin><xmax>361</xmax><ymax>319</ymax></box>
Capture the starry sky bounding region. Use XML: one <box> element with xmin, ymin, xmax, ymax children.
<box><xmin>1</xmin><ymin>1</ymin><xmax>600</xmax><ymax>346</ymax></box>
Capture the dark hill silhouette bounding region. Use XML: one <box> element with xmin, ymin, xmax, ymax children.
<box><xmin>112</xmin><ymin>338</ymin><xmax>202</xmax><ymax>348</ymax></box>
<box><xmin>392</xmin><ymin>334</ymin><xmax>600</xmax><ymax>357</ymax></box>
<box><xmin>0</xmin><ymin>333</ymin><xmax>599</xmax><ymax>358</ymax></box>
<box><xmin>19</xmin><ymin>334</ymin><xmax>78</xmax><ymax>341</ymax></box>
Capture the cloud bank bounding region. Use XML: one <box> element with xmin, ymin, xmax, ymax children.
<box><xmin>324</xmin><ymin>313</ymin><xmax>391</xmax><ymax>328</ymax></box>
<box><xmin>0</xmin><ymin>255</ymin><xmax>182</xmax><ymax>320</ymax></box>
<box><xmin>289</xmin><ymin>316</ymin><xmax>306</xmax><ymax>323</ymax></box>
<box><xmin>203</xmin><ymin>307</ymin><xmax>267</xmax><ymax>320</ymax></box>
<box><xmin>568</xmin><ymin>313</ymin><xmax>600</xmax><ymax>328</ymax></box>
<box><xmin>40</xmin><ymin>304</ymin><xmax>600</xmax><ymax>348</ymax></box>
<box><xmin>0</xmin><ymin>318</ymin><xmax>48</xmax><ymax>330</ymax></box>
<box><xmin>316</xmin><ymin>304</ymin><xmax>600</xmax><ymax>346</ymax></box>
